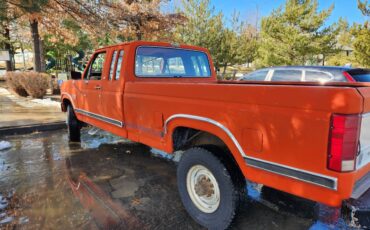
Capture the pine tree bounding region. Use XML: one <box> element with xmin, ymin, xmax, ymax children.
<box><xmin>174</xmin><ymin>0</ymin><xmax>258</xmax><ymax>74</ymax></box>
<box><xmin>358</xmin><ymin>0</ymin><xmax>370</xmax><ymax>16</ymax></box>
<box><xmin>326</xmin><ymin>18</ymin><xmax>358</xmax><ymax>67</ymax></box>
<box><xmin>257</xmin><ymin>0</ymin><xmax>338</xmax><ymax>67</ymax></box>
<box><xmin>351</xmin><ymin>0</ymin><xmax>370</xmax><ymax>67</ymax></box>
<box><xmin>174</xmin><ymin>0</ymin><xmax>225</xmax><ymax>70</ymax></box>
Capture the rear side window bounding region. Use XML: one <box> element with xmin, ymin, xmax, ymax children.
<box><xmin>305</xmin><ymin>71</ymin><xmax>333</xmax><ymax>82</ymax></box>
<box><xmin>241</xmin><ymin>70</ymin><xmax>268</xmax><ymax>81</ymax></box>
<box><xmin>271</xmin><ymin>70</ymin><xmax>302</xmax><ymax>81</ymax></box>
<box><xmin>135</xmin><ymin>47</ymin><xmax>211</xmax><ymax>77</ymax></box>
<box><xmin>348</xmin><ymin>69</ymin><xmax>370</xmax><ymax>82</ymax></box>
<box><xmin>109</xmin><ymin>51</ymin><xmax>118</xmax><ymax>80</ymax></box>
<box><xmin>115</xmin><ymin>50</ymin><xmax>124</xmax><ymax>80</ymax></box>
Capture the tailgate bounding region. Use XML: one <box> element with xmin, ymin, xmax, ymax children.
<box><xmin>352</xmin><ymin>87</ymin><xmax>370</xmax><ymax>199</ymax></box>
<box><xmin>357</xmin><ymin>114</ymin><xmax>370</xmax><ymax>170</ymax></box>
<box><xmin>357</xmin><ymin>87</ymin><xmax>370</xmax><ymax>170</ymax></box>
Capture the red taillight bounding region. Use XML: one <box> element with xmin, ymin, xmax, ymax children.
<box><xmin>343</xmin><ymin>71</ymin><xmax>356</xmax><ymax>82</ymax></box>
<box><xmin>328</xmin><ymin>114</ymin><xmax>361</xmax><ymax>172</ymax></box>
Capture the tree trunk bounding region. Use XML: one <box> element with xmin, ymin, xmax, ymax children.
<box><xmin>135</xmin><ymin>17</ymin><xmax>143</xmax><ymax>40</ymax></box>
<box><xmin>30</xmin><ymin>19</ymin><xmax>42</xmax><ymax>72</ymax></box>
<box><xmin>135</xmin><ymin>26</ymin><xmax>142</xmax><ymax>40</ymax></box>
<box><xmin>4</xmin><ymin>27</ymin><xmax>13</xmax><ymax>71</ymax></box>
<box><xmin>222</xmin><ymin>63</ymin><xmax>228</xmax><ymax>74</ymax></box>
<box><xmin>21</xmin><ymin>44</ymin><xmax>26</xmax><ymax>70</ymax></box>
<box><xmin>40</xmin><ymin>39</ymin><xmax>46</xmax><ymax>72</ymax></box>
<box><xmin>322</xmin><ymin>54</ymin><xmax>325</xmax><ymax>66</ymax></box>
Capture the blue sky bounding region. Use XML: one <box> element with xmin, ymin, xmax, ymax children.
<box><xmin>165</xmin><ymin>0</ymin><xmax>368</xmax><ymax>27</ymax></box>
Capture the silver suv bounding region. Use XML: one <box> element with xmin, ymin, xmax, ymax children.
<box><xmin>240</xmin><ymin>66</ymin><xmax>370</xmax><ymax>83</ymax></box>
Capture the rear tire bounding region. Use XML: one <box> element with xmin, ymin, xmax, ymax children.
<box><xmin>67</xmin><ymin>105</ymin><xmax>81</xmax><ymax>142</ymax></box>
<box><xmin>177</xmin><ymin>147</ymin><xmax>246</xmax><ymax>230</ymax></box>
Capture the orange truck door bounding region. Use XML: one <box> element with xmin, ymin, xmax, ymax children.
<box><xmin>99</xmin><ymin>48</ymin><xmax>125</xmax><ymax>128</ymax></box>
<box><xmin>78</xmin><ymin>51</ymin><xmax>107</xmax><ymax>122</ymax></box>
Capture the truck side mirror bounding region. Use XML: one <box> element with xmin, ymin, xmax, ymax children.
<box><xmin>71</xmin><ymin>71</ymin><xmax>82</xmax><ymax>80</ymax></box>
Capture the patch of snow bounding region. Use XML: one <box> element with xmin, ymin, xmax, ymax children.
<box><xmin>0</xmin><ymin>216</ymin><xmax>13</xmax><ymax>224</ymax></box>
<box><xmin>172</xmin><ymin>151</ymin><xmax>184</xmax><ymax>163</ymax></box>
<box><xmin>0</xmin><ymin>201</ymin><xmax>8</xmax><ymax>210</ymax></box>
<box><xmin>30</xmin><ymin>98</ymin><xmax>60</xmax><ymax>107</ymax></box>
<box><xmin>80</xmin><ymin>128</ymin><xmax>129</xmax><ymax>149</ymax></box>
<box><xmin>0</xmin><ymin>87</ymin><xmax>59</xmax><ymax>108</ymax></box>
<box><xmin>0</xmin><ymin>88</ymin><xmax>11</xmax><ymax>96</ymax></box>
<box><xmin>150</xmin><ymin>148</ymin><xmax>173</xmax><ymax>160</ymax></box>
<box><xmin>88</xmin><ymin>127</ymin><xmax>101</xmax><ymax>135</ymax></box>
<box><xmin>18</xmin><ymin>216</ymin><xmax>29</xmax><ymax>224</ymax></box>
<box><xmin>0</xmin><ymin>141</ymin><xmax>11</xmax><ymax>151</ymax></box>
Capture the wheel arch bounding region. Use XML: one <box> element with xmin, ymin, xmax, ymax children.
<box><xmin>61</xmin><ymin>93</ymin><xmax>75</xmax><ymax>112</ymax></box>
<box><xmin>165</xmin><ymin>115</ymin><xmax>247</xmax><ymax>180</ymax></box>
<box><xmin>61</xmin><ymin>98</ymin><xmax>72</xmax><ymax>112</ymax></box>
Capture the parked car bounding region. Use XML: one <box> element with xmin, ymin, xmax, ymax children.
<box><xmin>240</xmin><ymin>66</ymin><xmax>370</xmax><ymax>83</ymax></box>
<box><xmin>60</xmin><ymin>41</ymin><xmax>370</xmax><ymax>229</ymax></box>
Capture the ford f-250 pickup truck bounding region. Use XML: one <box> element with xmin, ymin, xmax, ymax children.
<box><xmin>61</xmin><ymin>41</ymin><xmax>370</xmax><ymax>229</ymax></box>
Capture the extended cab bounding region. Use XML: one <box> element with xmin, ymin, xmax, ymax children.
<box><xmin>61</xmin><ymin>41</ymin><xmax>370</xmax><ymax>229</ymax></box>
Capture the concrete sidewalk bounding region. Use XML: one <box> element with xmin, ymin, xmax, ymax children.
<box><xmin>0</xmin><ymin>87</ymin><xmax>66</xmax><ymax>129</ymax></box>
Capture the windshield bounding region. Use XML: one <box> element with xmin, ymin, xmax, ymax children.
<box><xmin>348</xmin><ymin>69</ymin><xmax>370</xmax><ymax>82</ymax></box>
<box><xmin>135</xmin><ymin>47</ymin><xmax>211</xmax><ymax>78</ymax></box>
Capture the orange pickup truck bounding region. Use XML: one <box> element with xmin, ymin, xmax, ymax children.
<box><xmin>61</xmin><ymin>41</ymin><xmax>370</xmax><ymax>229</ymax></box>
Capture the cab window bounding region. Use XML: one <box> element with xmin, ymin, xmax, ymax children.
<box><xmin>135</xmin><ymin>47</ymin><xmax>211</xmax><ymax>78</ymax></box>
<box><xmin>86</xmin><ymin>52</ymin><xmax>106</xmax><ymax>80</ymax></box>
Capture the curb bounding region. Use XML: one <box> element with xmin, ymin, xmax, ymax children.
<box><xmin>0</xmin><ymin>121</ymin><xmax>66</xmax><ymax>136</ymax></box>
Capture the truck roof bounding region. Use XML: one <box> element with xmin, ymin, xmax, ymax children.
<box><xmin>266</xmin><ymin>66</ymin><xmax>353</xmax><ymax>71</ymax></box>
<box><xmin>95</xmin><ymin>41</ymin><xmax>209</xmax><ymax>53</ymax></box>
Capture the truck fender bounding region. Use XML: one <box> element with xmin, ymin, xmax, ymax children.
<box><xmin>163</xmin><ymin>114</ymin><xmax>248</xmax><ymax>175</ymax></box>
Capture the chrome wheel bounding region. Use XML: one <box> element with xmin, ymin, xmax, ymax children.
<box><xmin>186</xmin><ymin>165</ymin><xmax>220</xmax><ymax>213</ymax></box>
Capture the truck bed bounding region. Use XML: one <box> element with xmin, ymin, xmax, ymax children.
<box><xmin>124</xmin><ymin>80</ymin><xmax>370</xmax><ymax>206</ymax></box>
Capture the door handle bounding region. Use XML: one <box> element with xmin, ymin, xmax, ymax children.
<box><xmin>95</xmin><ymin>85</ymin><xmax>101</xmax><ymax>90</ymax></box>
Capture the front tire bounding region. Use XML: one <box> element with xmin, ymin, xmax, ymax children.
<box><xmin>177</xmin><ymin>147</ymin><xmax>246</xmax><ymax>230</ymax></box>
<box><xmin>67</xmin><ymin>105</ymin><xmax>81</xmax><ymax>142</ymax></box>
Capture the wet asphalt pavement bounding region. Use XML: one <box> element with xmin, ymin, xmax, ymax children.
<box><xmin>0</xmin><ymin>129</ymin><xmax>331</xmax><ymax>229</ymax></box>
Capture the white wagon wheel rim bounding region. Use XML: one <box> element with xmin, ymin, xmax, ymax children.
<box><xmin>186</xmin><ymin>165</ymin><xmax>220</xmax><ymax>213</ymax></box>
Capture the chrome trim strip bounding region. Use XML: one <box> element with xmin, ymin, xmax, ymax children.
<box><xmin>245</xmin><ymin>158</ymin><xmax>337</xmax><ymax>190</ymax></box>
<box><xmin>164</xmin><ymin>114</ymin><xmax>338</xmax><ymax>190</ymax></box>
<box><xmin>351</xmin><ymin>171</ymin><xmax>370</xmax><ymax>199</ymax></box>
<box><xmin>75</xmin><ymin>109</ymin><xmax>123</xmax><ymax>127</ymax></box>
<box><xmin>164</xmin><ymin>114</ymin><xmax>247</xmax><ymax>158</ymax></box>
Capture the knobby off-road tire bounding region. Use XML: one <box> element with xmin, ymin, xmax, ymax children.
<box><xmin>177</xmin><ymin>147</ymin><xmax>246</xmax><ymax>230</ymax></box>
<box><xmin>67</xmin><ymin>105</ymin><xmax>81</xmax><ymax>142</ymax></box>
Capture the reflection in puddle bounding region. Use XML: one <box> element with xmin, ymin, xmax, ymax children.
<box><xmin>0</xmin><ymin>129</ymin><xmax>325</xmax><ymax>229</ymax></box>
<box><xmin>67</xmin><ymin>172</ymin><xmax>144</xmax><ymax>229</ymax></box>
